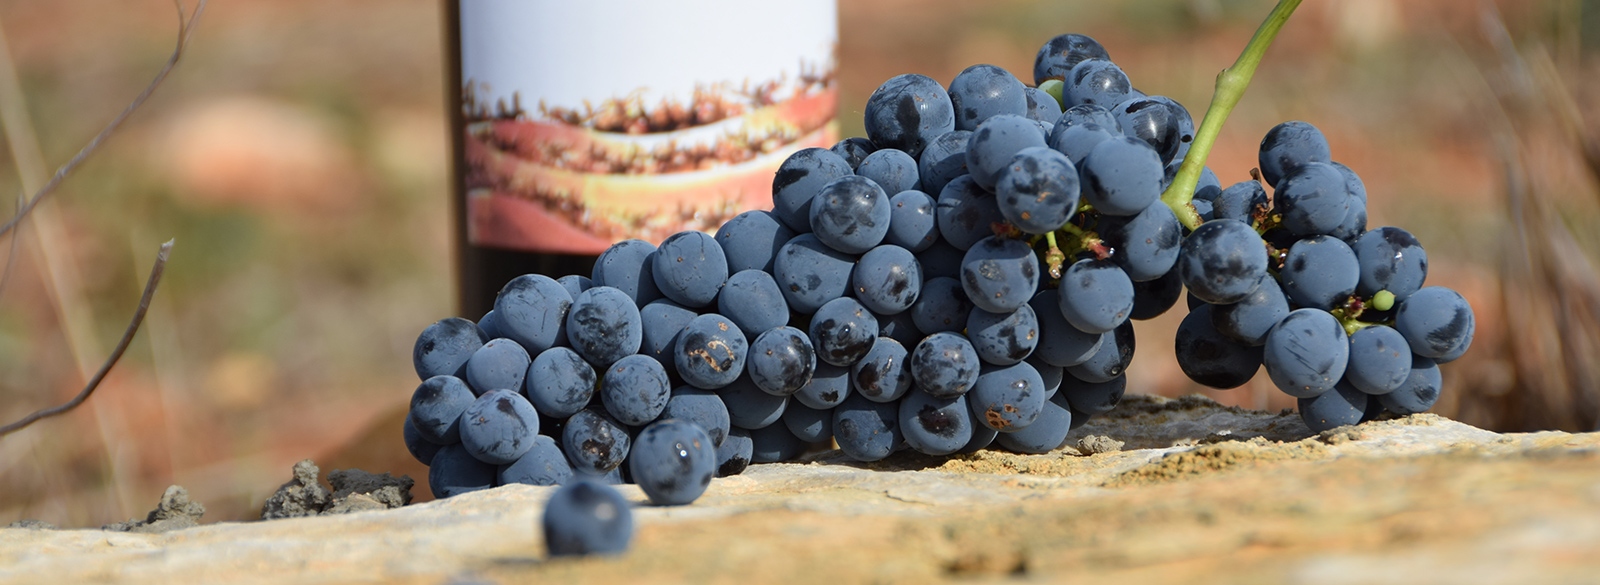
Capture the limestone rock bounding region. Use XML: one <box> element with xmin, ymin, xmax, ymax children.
<box><xmin>100</xmin><ymin>485</ymin><xmax>205</xmax><ymax>533</ymax></box>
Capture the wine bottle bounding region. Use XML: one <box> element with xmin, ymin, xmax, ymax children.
<box><xmin>444</xmin><ymin>0</ymin><xmax>840</xmax><ymax>319</ymax></box>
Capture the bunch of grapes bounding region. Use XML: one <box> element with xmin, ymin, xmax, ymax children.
<box><xmin>400</xmin><ymin>30</ymin><xmax>1474</xmax><ymax>509</ymax></box>
<box><xmin>1174</xmin><ymin>121</ymin><xmax>1474</xmax><ymax>432</ymax></box>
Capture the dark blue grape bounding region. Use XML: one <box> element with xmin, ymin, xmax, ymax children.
<box><xmin>1175</xmin><ymin>304</ymin><xmax>1263</xmax><ymax>389</ymax></box>
<box><xmin>415</xmin><ymin>317</ymin><xmax>489</xmax><ymax>380</ymax></box>
<box><xmin>1345</xmin><ymin>325</ymin><xmax>1411</xmax><ymax>395</ymax></box>
<box><xmin>718</xmin><ymin>269</ymin><xmax>789</xmax><ymax>340</ymax></box>
<box><xmin>477</xmin><ymin>310</ymin><xmax>504</xmax><ymax>341</ymax></box>
<box><xmin>1024</xmin><ymin>86</ymin><xmax>1062</xmax><ymax>122</ymax></box>
<box><xmin>1065</xmin><ymin>321</ymin><xmax>1135</xmax><ymax>383</ymax></box>
<box><xmin>562</xmin><ymin>408</ymin><xmax>631</xmax><ymax>475</ymax></box>
<box><xmin>1211</xmin><ymin>275</ymin><xmax>1289</xmax><ymax>346</ymax></box>
<box><xmin>1030</xmin><ymin>289</ymin><xmax>1103</xmax><ymax>367</ymax></box>
<box><xmin>1111</xmin><ymin>96</ymin><xmax>1185</xmax><ymax>164</ymax></box>
<box><xmin>720</xmin><ymin>373</ymin><xmax>787</xmax><ymax>429</ymax></box>
<box><xmin>403</xmin><ymin>415</ymin><xmax>442</xmax><ymax>465</ymax></box>
<box><xmin>794</xmin><ymin>361</ymin><xmax>851</xmax><ymax>409</ymax></box>
<box><xmin>993</xmin><ymin>397</ymin><xmax>1072</xmax><ymax>454</ymax></box>
<box><xmin>876</xmin><ymin>309</ymin><xmax>923</xmax><ymax>348</ymax></box>
<box><xmin>910</xmin><ymin>332</ymin><xmax>981</xmax><ymax>398</ymax></box>
<box><xmin>1099</xmin><ymin>200</ymin><xmax>1181</xmax><ymax>281</ymax></box>
<box><xmin>661</xmin><ymin>387</ymin><xmax>731</xmax><ymax>447</ymax></box>
<box><xmin>459</xmin><ymin>389</ymin><xmax>540</xmax><ymax>465</ymax></box>
<box><xmin>1212</xmin><ymin>180</ymin><xmax>1268</xmax><ymax>223</ymax></box>
<box><xmin>1258</xmin><ymin>120</ymin><xmax>1331</xmax><ymax>188</ymax></box>
<box><xmin>857</xmin><ymin>148</ymin><xmax>921</xmax><ymax>195</ymax></box>
<box><xmin>543</xmin><ymin>480</ymin><xmax>633</xmax><ymax>557</ymax></box>
<box><xmin>1280</xmin><ymin>235</ymin><xmax>1360</xmax><ymax>311</ymax></box>
<box><xmin>772</xmin><ymin>147</ymin><xmax>854</xmax><ymax>233</ymax></box>
<box><xmin>935</xmin><ymin>175</ymin><xmax>1005</xmax><ymax>251</ymax></box>
<box><xmin>782</xmin><ymin>401</ymin><xmax>833</xmax><ymax>443</ymax></box>
<box><xmin>1049</xmin><ymin>122</ymin><xmax>1119</xmax><ymax>168</ymax></box>
<box><xmin>557</xmin><ymin>275</ymin><xmax>592</xmax><ymax>299</ymax></box>
<box><xmin>638</xmin><ymin>300</ymin><xmax>696</xmax><ymax>375</ymax></box>
<box><xmin>629</xmin><ymin>419</ymin><xmax>716</xmax><ymax>506</ymax></box>
<box><xmin>970</xmin><ymin>361</ymin><xmax>1047</xmax><ymax>432</ymax></box>
<box><xmin>599</xmin><ymin>354</ymin><xmax>671</xmax><ymax>426</ymax></box>
<box><xmin>716</xmin><ymin>210</ymin><xmax>797</xmax><ymax>274</ymax></box>
<box><xmin>410</xmin><ymin>375</ymin><xmax>475</xmax><ymax>444</ymax></box>
<box><xmin>960</xmin><ymin>236</ymin><xmax>1040</xmax><ymax>313</ymax></box>
<box><xmin>959</xmin><ymin>425</ymin><xmax>1000</xmax><ymax>454</ymax></box>
<box><xmin>810</xmin><ymin>297</ymin><xmax>878</xmax><ymax>366</ymax></box>
<box><xmin>1065</xmin><ymin>59</ymin><xmax>1132</xmax><ymax>108</ymax></box>
<box><xmin>773</xmin><ymin>233</ymin><xmax>856</xmax><ymax>314</ymax></box>
<box><xmin>811</xmin><ymin>175</ymin><xmax>892</xmax><ymax>255</ymax></box>
<box><xmin>949</xmin><ymin>64</ymin><xmax>1029</xmax><ymax>131</ymax></box>
<box><xmin>832</xmin><ymin>393</ymin><xmax>902</xmax><ymax>462</ymax></box>
<box><xmin>1058</xmin><ymin>259</ymin><xmax>1134</xmax><ymax>334</ymax></box>
<box><xmin>885</xmin><ymin>190</ymin><xmax>940</xmax><ymax>253</ymax></box>
<box><xmin>830</xmin><ymin>136</ymin><xmax>877</xmax><ymax>170</ymax></box>
<box><xmin>1275</xmin><ymin>162</ymin><xmax>1350</xmax><ymax>237</ymax></box>
<box><xmin>916</xmin><ymin>239</ymin><xmax>965</xmax><ymax>280</ymax></box>
<box><xmin>1333</xmin><ymin>161</ymin><xmax>1368</xmax><ymax>204</ymax></box>
<box><xmin>917</xmin><ymin>130</ymin><xmax>972</xmax><ymax>197</ymax></box>
<box><xmin>1192</xmin><ymin>165</ymin><xmax>1221</xmax><ymax>202</ymax></box>
<box><xmin>1298</xmin><ymin>381</ymin><xmax>1368</xmax><ymax>432</ymax></box>
<box><xmin>1394</xmin><ymin>287</ymin><xmax>1474</xmax><ymax>360</ymax></box>
<box><xmin>1177</xmin><ymin>219</ymin><xmax>1268</xmax><ymax>305</ymax></box>
<box><xmin>674</xmin><ymin>313</ymin><xmax>748</xmax><ymax>390</ymax></box>
<box><xmin>747</xmin><ymin>326</ymin><xmax>816</xmax><ymax>397</ymax></box>
<box><xmin>429</xmin><ymin>443</ymin><xmax>496</xmax><ymax>499</ymax></box>
<box><xmin>899</xmin><ymin>390</ymin><xmax>973</xmax><ymax>456</ymax></box>
<box><xmin>967</xmin><ymin>114</ymin><xmax>1048</xmax><ymax>192</ymax></box>
<box><xmin>1263</xmin><ymin>309</ymin><xmax>1349</xmax><ymax>398</ymax></box>
<box><xmin>652</xmin><ymin>230</ymin><xmax>728</xmax><ymax>308</ymax></box>
<box><xmin>748</xmin><ymin>422</ymin><xmax>807</xmax><ymax>463</ymax></box>
<box><xmin>967</xmin><ymin>305</ymin><xmax>1038</xmax><ymax>366</ymax></box>
<box><xmin>852</xmin><ymin>337</ymin><xmax>912</xmax><ymax>402</ymax></box>
<box><xmin>1059</xmin><ymin>372</ymin><xmax>1125</xmax><ymax>415</ymax></box>
<box><xmin>1329</xmin><ymin>197</ymin><xmax>1367</xmax><ymax>244</ymax></box>
<box><xmin>852</xmin><ymin>245</ymin><xmax>922</xmax><ymax>315</ymax></box>
<box><xmin>1129</xmin><ymin>267</ymin><xmax>1184</xmax><ymax>321</ymax></box>
<box><xmin>565</xmin><ymin>286</ymin><xmax>643</xmax><ymax>368</ymax></box>
<box><xmin>1054</xmin><ymin>104</ymin><xmax>1121</xmax><ymax>135</ymax></box>
<box><xmin>1353</xmin><ymin>227</ymin><xmax>1427</xmax><ymax>300</ymax></box>
<box><xmin>464</xmin><ymin>338</ymin><xmax>531</xmax><ymax>395</ymax></box>
<box><xmin>590</xmin><ymin>240</ymin><xmax>662</xmax><ymax>306</ymax></box>
<box><xmin>864</xmin><ymin>73</ymin><xmax>956</xmax><ymax>158</ymax></box>
<box><xmin>995</xmin><ymin>147</ymin><xmax>1079</xmax><ymax>234</ymax></box>
<box><xmin>1031</xmin><ymin>356</ymin><xmax>1065</xmax><ymax>398</ymax></box>
<box><xmin>1034</xmin><ymin>33</ymin><xmax>1111</xmax><ymax>85</ymax></box>
<box><xmin>1079</xmin><ymin>135</ymin><xmax>1162</xmax><ymax>216</ymax></box>
<box><xmin>1379</xmin><ymin>355</ymin><xmax>1442</xmax><ymax>414</ymax></box>
<box><xmin>499</xmin><ymin>435</ymin><xmax>572</xmax><ymax>487</ymax></box>
<box><xmin>716</xmin><ymin>428</ymin><xmax>753</xmax><ymax>477</ymax></box>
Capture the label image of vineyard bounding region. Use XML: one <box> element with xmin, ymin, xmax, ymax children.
<box><xmin>458</xmin><ymin>0</ymin><xmax>839</xmax><ymax>254</ymax></box>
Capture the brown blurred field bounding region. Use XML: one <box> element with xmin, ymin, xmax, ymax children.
<box><xmin>0</xmin><ymin>0</ymin><xmax>1595</xmax><ymax>528</ymax></box>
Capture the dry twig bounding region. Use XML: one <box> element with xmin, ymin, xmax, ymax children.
<box><xmin>0</xmin><ymin>0</ymin><xmax>207</xmax><ymax>239</ymax></box>
<box><xmin>0</xmin><ymin>239</ymin><xmax>174</xmax><ymax>438</ymax></box>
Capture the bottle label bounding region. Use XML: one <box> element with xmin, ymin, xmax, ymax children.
<box><xmin>459</xmin><ymin>0</ymin><xmax>839</xmax><ymax>254</ymax></box>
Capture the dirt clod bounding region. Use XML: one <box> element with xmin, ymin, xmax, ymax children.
<box><xmin>262</xmin><ymin>460</ymin><xmax>333</xmax><ymax>520</ymax></box>
<box><xmin>1077</xmin><ymin>435</ymin><xmax>1124</xmax><ymax>454</ymax></box>
<box><xmin>262</xmin><ymin>460</ymin><xmax>414</xmax><ymax>520</ymax></box>
<box><xmin>102</xmin><ymin>485</ymin><xmax>206</xmax><ymax>533</ymax></box>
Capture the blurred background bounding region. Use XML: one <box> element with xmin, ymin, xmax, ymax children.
<box><xmin>0</xmin><ymin>0</ymin><xmax>1595</xmax><ymax>527</ymax></box>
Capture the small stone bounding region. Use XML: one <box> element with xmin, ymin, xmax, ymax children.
<box><xmin>7</xmin><ymin>519</ymin><xmax>57</xmax><ymax>530</ymax></box>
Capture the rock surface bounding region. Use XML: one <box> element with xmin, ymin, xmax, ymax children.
<box><xmin>99</xmin><ymin>486</ymin><xmax>206</xmax><ymax>534</ymax></box>
<box><xmin>3</xmin><ymin>394</ymin><xmax>1598</xmax><ymax>584</ymax></box>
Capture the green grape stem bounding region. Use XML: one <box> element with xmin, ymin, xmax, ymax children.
<box><xmin>1161</xmin><ymin>0</ymin><xmax>1303</xmax><ymax>231</ymax></box>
